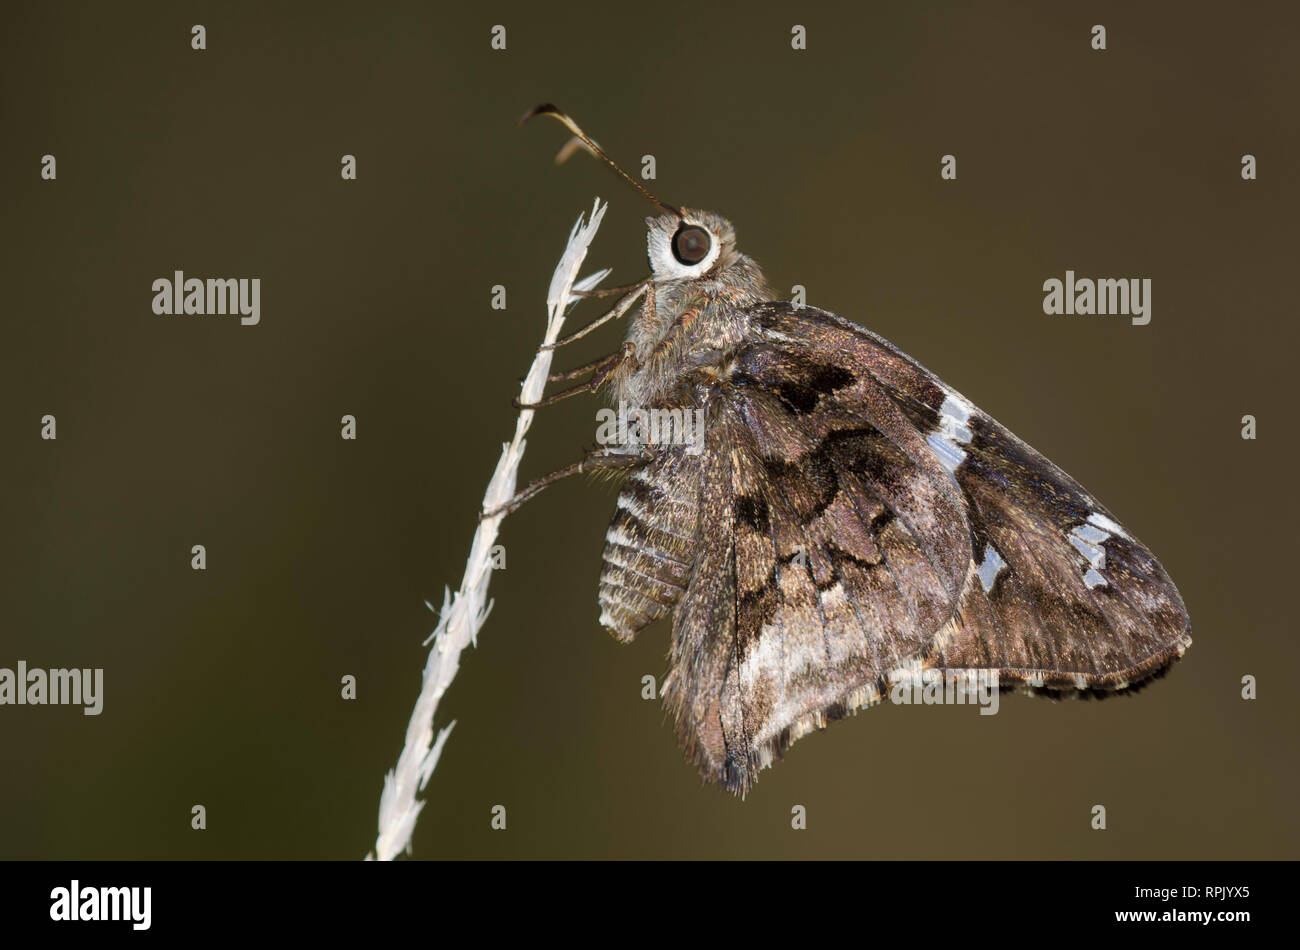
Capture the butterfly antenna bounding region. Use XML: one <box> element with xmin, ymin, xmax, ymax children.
<box><xmin>521</xmin><ymin>104</ymin><xmax>681</xmax><ymax>218</ymax></box>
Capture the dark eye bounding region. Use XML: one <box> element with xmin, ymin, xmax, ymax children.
<box><xmin>671</xmin><ymin>225</ymin><xmax>712</xmax><ymax>265</ymax></box>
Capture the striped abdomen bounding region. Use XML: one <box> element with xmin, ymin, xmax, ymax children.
<box><xmin>598</xmin><ymin>450</ymin><xmax>700</xmax><ymax>641</ymax></box>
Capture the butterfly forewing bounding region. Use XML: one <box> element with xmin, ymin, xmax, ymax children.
<box><xmin>748</xmin><ymin>303</ymin><xmax>1191</xmax><ymax>684</ymax></box>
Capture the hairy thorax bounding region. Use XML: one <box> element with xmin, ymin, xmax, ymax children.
<box><xmin>609</xmin><ymin>254</ymin><xmax>773</xmax><ymax>410</ymax></box>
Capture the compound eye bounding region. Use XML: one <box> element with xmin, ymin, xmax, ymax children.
<box><xmin>671</xmin><ymin>225</ymin><xmax>711</xmax><ymax>265</ymax></box>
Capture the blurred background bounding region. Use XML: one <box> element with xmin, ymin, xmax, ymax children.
<box><xmin>1</xmin><ymin>0</ymin><xmax>1296</xmax><ymax>859</ymax></box>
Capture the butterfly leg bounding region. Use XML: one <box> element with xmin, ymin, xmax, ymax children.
<box><xmin>647</xmin><ymin>304</ymin><xmax>699</xmax><ymax>363</ymax></box>
<box><xmin>571</xmin><ymin>279</ymin><xmax>647</xmax><ymax>299</ymax></box>
<box><xmin>513</xmin><ymin>341</ymin><xmax>637</xmax><ymax>409</ymax></box>
<box><xmin>545</xmin><ymin>283</ymin><xmax>647</xmax><ymax>350</ymax></box>
<box><xmin>480</xmin><ymin>447</ymin><xmax>645</xmax><ymax>519</ymax></box>
<box><xmin>544</xmin><ymin>352</ymin><xmax>615</xmax><ymax>384</ymax></box>
<box><xmin>514</xmin><ymin>351</ymin><xmax>617</xmax><ymax>385</ymax></box>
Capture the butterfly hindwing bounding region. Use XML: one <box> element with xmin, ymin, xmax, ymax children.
<box><xmin>662</xmin><ymin>367</ymin><xmax>973</xmax><ymax>793</ymax></box>
<box><xmin>665</xmin><ymin>394</ymin><xmax>911</xmax><ymax>793</ymax></box>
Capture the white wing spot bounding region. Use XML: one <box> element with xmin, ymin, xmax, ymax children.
<box><xmin>927</xmin><ymin>393</ymin><xmax>975</xmax><ymax>474</ymax></box>
<box><xmin>976</xmin><ymin>544</ymin><xmax>1007</xmax><ymax>592</ymax></box>
<box><xmin>1071</xmin><ymin>513</ymin><xmax>1123</xmax><ymax>588</ymax></box>
<box><xmin>1068</xmin><ymin>532</ymin><xmax>1106</xmax><ymax>568</ymax></box>
<box><xmin>940</xmin><ymin>388</ymin><xmax>975</xmax><ymax>424</ymax></box>
<box><xmin>1087</xmin><ymin>511</ymin><xmax>1130</xmax><ymax>540</ymax></box>
<box><xmin>1073</xmin><ymin>523</ymin><xmax>1109</xmax><ymax>544</ymax></box>
<box><xmin>926</xmin><ymin>432</ymin><xmax>966</xmax><ymax>473</ymax></box>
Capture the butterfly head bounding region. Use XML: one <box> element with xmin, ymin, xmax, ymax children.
<box><xmin>520</xmin><ymin>104</ymin><xmax>765</xmax><ymax>295</ymax></box>
<box><xmin>645</xmin><ymin>209</ymin><xmax>737</xmax><ymax>282</ymax></box>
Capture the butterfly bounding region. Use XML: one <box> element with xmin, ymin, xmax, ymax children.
<box><xmin>496</xmin><ymin>106</ymin><xmax>1192</xmax><ymax>796</ymax></box>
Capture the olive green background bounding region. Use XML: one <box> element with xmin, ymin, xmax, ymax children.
<box><xmin>1</xmin><ymin>0</ymin><xmax>1296</xmax><ymax>859</ymax></box>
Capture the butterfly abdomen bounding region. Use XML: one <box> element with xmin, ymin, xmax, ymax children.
<box><xmin>597</xmin><ymin>452</ymin><xmax>700</xmax><ymax>641</ymax></box>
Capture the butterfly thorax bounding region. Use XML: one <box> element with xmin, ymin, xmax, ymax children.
<box><xmin>608</xmin><ymin>253</ymin><xmax>773</xmax><ymax>410</ymax></box>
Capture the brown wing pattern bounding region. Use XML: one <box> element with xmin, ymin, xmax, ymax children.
<box><xmin>746</xmin><ymin>303</ymin><xmax>1191</xmax><ymax>688</ymax></box>
<box><xmin>658</xmin><ymin>303</ymin><xmax>1191</xmax><ymax>794</ymax></box>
